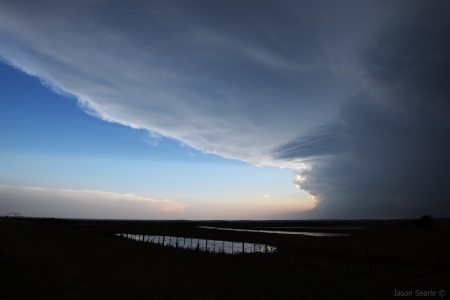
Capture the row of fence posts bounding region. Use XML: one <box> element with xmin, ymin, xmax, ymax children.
<box><xmin>126</xmin><ymin>233</ymin><xmax>265</xmax><ymax>258</ymax></box>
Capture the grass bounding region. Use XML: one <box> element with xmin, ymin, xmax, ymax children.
<box><xmin>1</xmin><ymin>218</ymin><xmax>449</xmax><ymax>299</ymax></box>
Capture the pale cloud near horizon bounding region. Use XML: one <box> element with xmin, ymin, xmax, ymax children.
<box><xmin>0</xmin><ymin>185</ymin><xmax>189</xmax><ymax>218</ymax></box>
<box><xmin>0</xmin><ymin>184</ymin><xmax>313</xmax><ymax>220</ymax></box>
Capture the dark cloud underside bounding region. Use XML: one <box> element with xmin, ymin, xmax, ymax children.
<box><xmin>273</xmin><ymin>2</ymin><xmax>450</xmax><ymax>218</ymax></box>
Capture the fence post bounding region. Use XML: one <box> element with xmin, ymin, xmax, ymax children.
<box><xmin>365</xmin><ymin>245</ymin><xmax>373</xmax><ymax>275</ymax></box>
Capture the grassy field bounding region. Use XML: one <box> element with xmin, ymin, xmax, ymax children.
<box><xmin>1</xmin><ymin>218</ymin><xmax>449</xmax><ymax>299</ymax></box>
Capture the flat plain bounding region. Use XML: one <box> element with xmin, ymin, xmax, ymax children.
<box><xmin>1</xmin><ymin>218</ymin><xmax>449</xmax><ymax>299</ymax></box>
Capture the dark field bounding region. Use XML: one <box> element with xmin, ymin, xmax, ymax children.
<box><xmin>1</xmin><ymin>218</ymin><xmax>449</xmax><ymax>299</ymax></box>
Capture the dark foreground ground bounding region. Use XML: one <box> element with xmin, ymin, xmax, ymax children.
<box><xmin>1</xmin><ymin>218</ymin><xmax>449</xmax><ymax>299</ymax></box>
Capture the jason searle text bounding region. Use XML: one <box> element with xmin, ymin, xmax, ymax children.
<box><xmin>393</xmin><ymin>290</ymin><xmax>445</xmax><ymax>297</ymax></box>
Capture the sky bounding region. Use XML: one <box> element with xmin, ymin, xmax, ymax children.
<box><xmin>0</xmin><ymin>0</ymin><xmax>449</xmax><ymax>219</ymax></box>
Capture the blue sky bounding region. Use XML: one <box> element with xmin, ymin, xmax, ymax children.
<box><xmin>0</xmin><ymin>61</ymin><xmax>312</xmax><ymax>219</ymax></box>
<box><xmin>1</xmin><ymin>1</ymin><xmax>449</xmax><ymax>219</ymax></box>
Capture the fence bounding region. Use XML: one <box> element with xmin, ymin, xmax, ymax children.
<box><xmin>117</xmin><ymin>233</ymin><xmax>276</xmax><ymax>255</ymax></box>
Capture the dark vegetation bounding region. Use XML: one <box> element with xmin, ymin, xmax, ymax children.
<box><xmin>1</xmin><ymin>217</ymin><xmax>449</xmax><ymax>299</ymax></box>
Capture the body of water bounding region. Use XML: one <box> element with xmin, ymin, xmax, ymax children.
<box><xmin>198</xmin><ymin>226</ymin><xmax>350</xmax><ymax>237</ymax></box>
<box><xmin>255</xmin><ymin>226</ymin><xmax>366</xmax><ymax>230</ymax></box>
<box><xmin>116</xmin><ymin>233</ymin><xmax>277</xmax><ymax>254</ymax></box>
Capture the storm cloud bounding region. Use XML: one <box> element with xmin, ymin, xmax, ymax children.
<box><xmin>273</xmin><ymin>2</ymin><xmax>450</xmax><ymax>218</ymax></box>
<box><xmin>1</xmin><ymin>0</ymin><xmax>449</xmax><ymax>218</ymax></box>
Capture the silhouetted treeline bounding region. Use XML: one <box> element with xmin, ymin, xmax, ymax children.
<box><xmin>413</xmin><ymin>215</ymin><xmax>435</xmax><ymax>229</ymax></box>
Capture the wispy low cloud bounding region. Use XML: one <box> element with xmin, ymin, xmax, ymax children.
<box><xmin>0</xmin><ymin>185</ymin><xmax>188</xmax><ymax>219</ymax></box>
<box><xmin>141</xmin><ymin>132</ymin><xmax>162</xmax><ymax>147</ymax></box>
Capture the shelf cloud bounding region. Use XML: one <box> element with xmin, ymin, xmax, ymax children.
<box><xmin>1</xmin><ymin>0</ymin><xmax>449</xmax><ymax>218</ymax></box>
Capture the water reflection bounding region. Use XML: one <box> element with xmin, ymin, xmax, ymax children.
<box><xmin>256</xmin><ymin>227</ymin><xmax>366</xmax><ymax>230</ymax></box>
<box><xmin>116</xmin><ymin>233</ymin><xmax>277</xmax><ymax>254</ymax></box>
<box><xmin>198</xmin><ymin>226</ymin><xmax>350</xmax><ymax>237</ymax></box>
